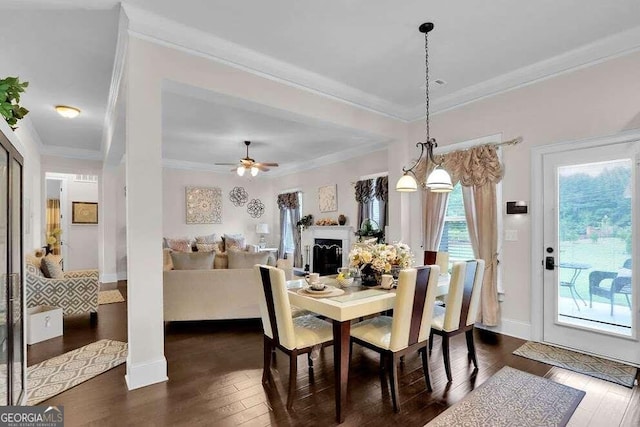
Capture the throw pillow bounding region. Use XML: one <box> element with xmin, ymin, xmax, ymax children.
<box><xmin>195</xmin><ymin>233</ymin><xmax>218</xmax><ymax>244</ymax></box>
<box><xmin>196</xmin><ymin>243</ymin><xmax>217</xmax><ymax>253</ymax></box>
<box><xmin>41</xmin><ymin>255</ymin><xmax>64</xmax><ymax>279</ymax></box>
<box><xmin>224</xmin><ymin>234</ymin><xmax>245</xmax><ymax>252</ymax></box>
<box><xmin>170</xmin><ymin>252</ymin><xmax>215</xmax><ymax>270</ymax></box>
<box><xmin>214</xmin><ymin>252</ymin><xmax>228</xmax><ymax>269</ymax></box>
<box><xmin>165</xmin><ymin>237</ymin><xmax>194</xmax><ymax>253</ymax></box>
<box><xmin>227</xmin><ymin>249</ymin><xmax>269</xmax><ymax>269</ymax></box>
<box><xmin>163</xmin><ymin>248</ymin><xmax>174</xmax><ymax>271</ymax></box>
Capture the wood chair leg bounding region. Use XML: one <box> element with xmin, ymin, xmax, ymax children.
<box><xmin>420</xmin><ymin>347</ymin><xmax>432</xmax><ymax>392</ymax></box>
<box><xmin>307</xmin><ymin>353</ymin><xmax>313</xmax><ymax>369</ymax></box>
<box><xmin>262</xmin><ymin>336</ymin><xmax>273</xmax><ymax>384</ymax></box>
<box><xmin>442</xmin><ymin>335</ymin><xmax>452</xmax><ymax>383</ymax></box>
<box><xmin>389</xmin><ymin>354</ymin><xmax>401</xmax><ymax>413</ymax></box>
<box><xmin>465</xmin><ymin>329</ymin><xmax>478</xmax><ymax>369</ymax></box>
<box><xmin>428</xmin><ymin>330</ymin><xmax>434</xmax><ymax>353</ymax></box>
<box><xmin>287</xmin><ymin>351</ymin><xmax>298</xmax><ymax>410</ymax></box>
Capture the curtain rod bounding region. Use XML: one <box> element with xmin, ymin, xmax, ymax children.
<box><xmin>436</xmin><ymin>136</ymin><xmax>522</xmax><ymax>155</ymax></box>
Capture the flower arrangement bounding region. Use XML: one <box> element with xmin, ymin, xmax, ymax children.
<box><xmin>348</xmin><ymin>242</ymin><xmax>414</xmax><ymax>274</ymax></box>
<box><xmin>46</xmin><ymin>228</ymin><xmax>62</xmax><ymax>247</ymax></box>
<box><xmin>296</xmin><ymin>214</ymin><xmax>314</xmax><ymax>230</ymax></box>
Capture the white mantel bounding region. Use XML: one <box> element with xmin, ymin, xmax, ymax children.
<box><xmin>302</xmin><ymin>226</ymin><xmax>354</xmax><ymax>272</ymax></box>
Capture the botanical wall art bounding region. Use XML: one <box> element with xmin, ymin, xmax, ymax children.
<box><xmin>247</xmin><ymin>199</ymin><xmax>265</xmax><ymax>218</ymax></box>
<box><xmin>185</xmin><ymin>186</ymin><xmax>222</xmax><ymax>224</ymax></box>
<box><xmin>72</xmin><ymin>201</ymin><xmax>98</xmax><ymax>224</ymax></box>
<box><xmin>229</xmin><ymin>186</ymin><xmax>249</xmax><ymax>206</ymax></box>
<box><xmin>318</xmin><ymin>184</ymin><xmax>337</xmax><ymax>212</ymax></box>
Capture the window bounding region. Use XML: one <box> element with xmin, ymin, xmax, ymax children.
<box><xmin>438</xmin><ymin>183</ymin><xmax>474</xmax><ymax>261</ymax></box>
<box><xmin>369</xmin><ymin>197</ymin><xmax>381</xmax><ymax>228</ymax></box>
<box><xmin>281</xmin><ymin>192</ymin><xmax>302</xmax><ymax>255</ymax></box>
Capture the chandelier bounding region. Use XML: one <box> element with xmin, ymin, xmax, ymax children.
<box><xmin>396</xmin><ymin>22</ymin><xmax>453</xmax><ymax>193</ymax></box>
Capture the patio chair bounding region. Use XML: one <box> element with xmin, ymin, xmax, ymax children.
<box><xmin>589</xmin><ymin>259</ymin><xmax>632</xmax><ymax>316</ymax></box>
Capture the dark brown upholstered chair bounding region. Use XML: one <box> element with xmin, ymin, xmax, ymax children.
<box><xmin>589</xmin><ymin>258</ymin><xmax>632</xmax><ymax>316</ymax></box>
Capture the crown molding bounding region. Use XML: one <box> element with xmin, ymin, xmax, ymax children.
<box><xmin>120</xmin><ymin>2</ymin><xmax>412</xmax><ymax>121</ymax></box>
<box><xmin>40</xmin><ymin>145</ymin><xmax>103</xmax><ymax>161</ymax></box>
<box><xmin>417</xmin><ymin>24</ymin><xmax>640</xmax><ymax>119</ymax></box>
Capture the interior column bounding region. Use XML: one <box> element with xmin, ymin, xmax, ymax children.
<box><xmin>98</xmin><ymin>164</ymin><xmax>118</xmax><ymax>284</ymax></box>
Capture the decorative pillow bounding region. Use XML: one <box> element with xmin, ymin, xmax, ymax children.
<box><xmin>224</xmin><ymin>234</ymin><xmax>245</xmax><ymax>252</ymax></box>
<box><xmin>195</xmin><ymin>233</ymin><xmax>218</xmax><ymax>244</ymax></box>
<box><xmin>170</xmin><ymin>252</ymin><xmax>215</xmax><ymax>270</ymax></box>
<box><xmin>163</xmin><ymin>248</ymin><xmax>174</xmax><ymax>271</ymax></box>
<box><xmin>196</xmin><ymin>243</ymin><xmax>217</xmax><ymax>253</ymax></box>
<box><xmin>165</xmin><ymin>237</ymin><xmax>193</xmax><ymax>253</ymax></box>
<box><xmin>41</xmin><ymin>255</ymin><xmax>64</xmax><ymax>279</ymax></box>
<box><xmin>214</xmin><ymin>252</ymin><xmax>229</xmax><ymax>269</ymax></box>
<box><xmin>227</xmin><ymin>250</ymin><xmax>269</xmax><ymax>269</ymax></box>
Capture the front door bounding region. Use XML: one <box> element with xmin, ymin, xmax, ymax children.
<box><xmin>542</xmin><ymin>136</ymin><xmax>639</xmax><ymax>364</ymax></box>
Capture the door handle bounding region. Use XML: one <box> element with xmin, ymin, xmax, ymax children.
<box><xmin>545</xmin><ymin>256</ymin><xmax>556</xmax><ymax>270</ymax></box>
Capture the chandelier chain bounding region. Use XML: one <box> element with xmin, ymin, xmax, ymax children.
<box><xmin>424</xmin><ymin>29</ymin><xmax>430</xmax><ymax>145</ymax></box>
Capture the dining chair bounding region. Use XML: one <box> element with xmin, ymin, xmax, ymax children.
<box><xmin>256</xmin><ymin>265</ymin><xmax>334</xmax><ymax>409</ymax></box>
<box><xmin>349</xmin><ymin>265</ymin><xmax>440</xmax><ymax>412</ymax></box>
<box><xmin>429</xmin><ymin>259</ymin><xmax>485</xmax><ymax>382</ymax></box>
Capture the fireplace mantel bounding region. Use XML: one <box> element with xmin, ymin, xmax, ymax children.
<box><xmin>302</xmin><ymin>226</ymin><xmax>354</xmax><ymax>272</ymax></box>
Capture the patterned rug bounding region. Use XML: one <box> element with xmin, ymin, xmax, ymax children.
<box><xmin>426</xmin><ymin>366</ymin><xmax>585</xmax><ymax>427</ymax></box>
<box><xmin>98</xmin><ymin>289</ymin><xmax>125</xmax><ymax>305</ymax></box>
<box><xmin>27</xmin><ymin>339</ymin><xmax>127</xmax><ymax>405</ymax></box>
<box><xmin>513</xmin><ymin>341</ymin><xmax>637</xmax><ymax>388</ymax></box>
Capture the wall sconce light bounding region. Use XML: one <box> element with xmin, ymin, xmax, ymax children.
<box><xmin>506</xmin><ymin>201</ymin><xmax>528</xmax><ymax>215</ymax></box>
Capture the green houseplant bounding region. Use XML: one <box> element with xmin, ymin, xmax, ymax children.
<box><xmin>0</xmin><ymin>77</ymin><xmax>29</xmax><ymax>129</ymax></box>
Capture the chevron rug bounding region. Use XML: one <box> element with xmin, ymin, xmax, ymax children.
<box><xmin>98</xmin><ymin>289</ymin><xmax>125</xmax><ymax>305</ymax></box>
<box><xmin>27</xmin><ymin>339</ymin><xmax>127</xmax><ymax>405</ymax></box>
<box><xmin>514</xmin><ymin>341</ymin><xmax>637</xmax><ymax>388</ymax></box>
<box><xmin>427</xmin><ymin>366</ymin><xmax>585</xmax><ymax>427</ymax></box>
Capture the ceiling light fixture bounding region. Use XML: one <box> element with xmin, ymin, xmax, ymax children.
<box><xmin>396</xmin><ymin>23</ymin><xmax>453</xmax><ymax>193</ymax></box>
<box><xmin>236</xmin><ymin>165</ymin><xmax>246</xmax><ymax>176</ymax></box>
<box><xmin>55</xmin><ymin>105</ymin><xmax>81</xmax><ymax>119</ymax></box>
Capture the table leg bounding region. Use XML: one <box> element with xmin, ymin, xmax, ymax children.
<box><xmin>333</xmin><ymin>320</ymin><xmax>350</xmax><ymax>423</ymax></box>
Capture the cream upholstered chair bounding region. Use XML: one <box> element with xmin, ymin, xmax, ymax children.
<box><xmin>256</xmin><ymin>265</ymin><xmax>333</xmax><ymax>409</ymax></box>
<box><xmin>429</xmin><ymin>259</ymin><xmax>485</xmax><ymax>382</ymax></box>
<box><xmin>350</xmin><ymin>265</ymin><xmax>440</xmax><ymax>412</ymax></box>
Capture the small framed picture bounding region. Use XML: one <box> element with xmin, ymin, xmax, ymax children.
<box><xmin>72</xmin><ymin>201</ymin><xmax>98</xmax><ymax>224</ymax></box>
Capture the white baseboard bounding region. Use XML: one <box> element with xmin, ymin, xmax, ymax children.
<box><xmin>125</xmin><ymin>357</ymin><xmax>168</xmax><ymax>390</ymax></box>
<box><xmin>100</xmin><ymin>273</ymin><xmax>118</xmax><ymax>284</ymax></box>
<box><xmin>477</xmin><ymin>317</ymin><xmax>532</xmax><ymax>341</ymax></box>
<box><xmin>117</xmin><ymin>272</ymin><xmax>128</xmax><ymax>281</ymax></box>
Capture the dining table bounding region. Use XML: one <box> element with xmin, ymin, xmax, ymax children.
<box><xmin>286</xmin><ymin>273</ymin><xmax>450</xmax><ymax>423</ymax></box>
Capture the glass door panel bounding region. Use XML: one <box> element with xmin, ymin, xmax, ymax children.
<box><xmin>0</xmin><ymin>147</ymin><xmax>8</xmax><ymax>406</ymax></box>
<box><xmin>10</xmin><ymin>158</ymin><xmax>23</xmax><ymax>404</ymax></box>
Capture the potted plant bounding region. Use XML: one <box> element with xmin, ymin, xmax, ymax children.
<box><xmin>0</xmin><ymin>77</ymin><xmax>29</xmax><ymax>130</ymax></box>
<box><xmin>296</xmin><ymin>214</ymin><xmax>314</xmax><ymax>231</ymax></box>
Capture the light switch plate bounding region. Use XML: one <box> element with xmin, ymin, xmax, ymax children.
<box><xmin>505</xmin><ymin>230</ymin><xmax>518</xmax><ymax>241</ymax></box>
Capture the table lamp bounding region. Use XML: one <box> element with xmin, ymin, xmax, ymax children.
<box><xmin>256</xmin><ymin>223</ymin><xmax>270</xmax><ymax>248</ymax></box>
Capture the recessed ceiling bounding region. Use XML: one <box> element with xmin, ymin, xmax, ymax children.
<box><xmin>2</xmin><ymin>0</ymin><xmax>640</xmax><ymax>162</ymax></box>
<box><xmin>162</xmin><ymin>86</ymin><xmax>389</xmax><ymax>176</ymax></box>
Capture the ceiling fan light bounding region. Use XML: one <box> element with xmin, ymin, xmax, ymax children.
<box><xmin>250</xmin><ymin>166</ymin><xmax>259</xmax><ymax>177</ymax></box>
<box><xmin>426</xmin><ymin>167</ymin><xmax>453</xmax><ymax>192</ymax></box>
<box><xmin>395</xmin><ymin>172</ymin><xmax>418</xmax><ymax>192</ymax></box>
<box><xmin>55</xmin><ymin>105</ymin><xmax>81</xmax><ymax>118</ymax></box>
<box><xmin>237</xmin><ymin>166</ymin><xmax>245</xmax><ymax>176</ymax></box>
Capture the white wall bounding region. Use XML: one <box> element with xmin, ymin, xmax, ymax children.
<box><xmin>115</xmin><ymin>161</ymin><xmax>127</xmax><ymax>280</ymax></box>
<box><xmin>64</xmin><ymin>178</ymin><xmax>99</xmax><ymax>271</ymax></box>
<box><xmin>407</xmin><ymin>50</ymin><xmax>640</xmax><ymax>338</ymax></box>
<box><xmin>163</xmin><ymin>167</ymin><xmax>275</xmax><ymax>247</ymax></box>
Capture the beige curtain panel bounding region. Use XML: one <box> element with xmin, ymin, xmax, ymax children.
<box><xmin>46</xmin><ymin>199</ymin><xmax>61</xmax><ymax>255</ymax></box>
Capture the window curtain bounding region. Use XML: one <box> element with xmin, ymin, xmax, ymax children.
<box><xmin>415</xmin><ymin>159</ymin><xmax>450</xmax><ymax>251</ymax></box>
<box><xmin>354</xmin><ymin>179</ymin><xmax>374</xmax><ymax>228</ymax></box>
<box><xmin>374</xmin><ymin>176</ymin><xmax>389</xmax><ymax>231</ymax></box>
<box><xmin>448</xmin><ymin>145</ymin><xmax>504</xmax><ymax>326</ymax></box>
<box><xmin>277</xmin><ymin>192</ymin><xmax>302</xmax><ymax>268</ymax></box>
<box><xmin>46</xmin><ymin>199</ymin><xmax>61</xmax><ymax>255</ymax></box>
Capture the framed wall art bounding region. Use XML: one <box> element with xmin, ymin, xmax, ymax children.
<box><xmin>318</xmin><ymin>184</ymin><xmax>337</xmax><ymax>212</ymax></box>
<box><xmin>72</xmin><ymin>201</ymin><xmax>98</xmax><ymax>224</ymax></box>
<box><xmin>186</xmin><ymin>186</ymin><xmax>222</xmax><ymax>224</ymax></box>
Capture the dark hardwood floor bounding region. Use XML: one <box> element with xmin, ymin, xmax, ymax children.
<box><xmin>27</xmin><ymin>285</ymin><xmax>639</xmax><ymax>426</ymax></box>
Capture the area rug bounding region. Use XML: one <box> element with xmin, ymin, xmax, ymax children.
<box><xmin>27</xmin><ymin>339</ymin><xmax>127</xmax><ymax>405</ymax></box>
<box><xmin>426</xmin><ymin>366</ymin><xmax>585</xmax><ymax>427</ymax></box>
<box><xmin>513</xmin><ymin>341</ymin><xmax>637</xmax><ymax>388</ymax></box>
<box><xmin>98</xmin><ymin>289</ymin><xmax>125</xmax><ymax>305</ymax></box>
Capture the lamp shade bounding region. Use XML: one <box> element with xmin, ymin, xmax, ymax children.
<box><xmin>395</xmin><ymin>173</ymin><xmax>418</xmax><ymax>192</ymax></box>
<box><xmin>237</xmin><ymin>166</ymin><xmax>245</xmax><ymax>176</ymax></box>
<box><xmin>256</xmin><ymin>223</ymin><xmax>270</xmax><ymax>234</ymax></box>
<box><xmin>250</xmin><ymin>166</ymin><xmax>259</xmax><ymax>177</ymax></box>
<box><xmin>426</xmin><ymin>167</ymin><xmax>453</xmax><ymax>192</ymax></box>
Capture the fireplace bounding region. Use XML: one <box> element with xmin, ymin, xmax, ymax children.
<box><xmin>313</xmin><ymin>239</ymin><xmax>342</xmax><ymax>276</ymax></box>
<box><xmin>302</xmin><ymin>226</ymin><xmax>353</xmax><ymax>274</ymax></box>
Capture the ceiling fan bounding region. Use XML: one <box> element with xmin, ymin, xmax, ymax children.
<box><xmin>215</xmin><ymin>140</ymin><xmax>279</xmax><ymax>176</ymax></box>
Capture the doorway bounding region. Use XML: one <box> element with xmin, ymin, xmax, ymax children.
<box><xmin>533</xmin><ymin>132</ymin><xmax>639</xmax><ymax>365</ymax></box>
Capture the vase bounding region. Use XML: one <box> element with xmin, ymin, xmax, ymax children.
<box><xmin>360</xmin><ymin>264</ymin><xmax>381</xmax><ymax>286</ymax></box>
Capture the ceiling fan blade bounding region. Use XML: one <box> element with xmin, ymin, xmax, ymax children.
<box><xmin>256</xmin><ymin>165</ymin><xmax>270</xmax><ymax>172</ymax></box>
<box><xmin>255</xmin><ymin>162</ymin><xmax>279</xmax><ymax>167</ymax></box>
<box><xmin>215</xmin><ymin>163</ymin><xmax>239</xmax><ymax>166</ymax></box>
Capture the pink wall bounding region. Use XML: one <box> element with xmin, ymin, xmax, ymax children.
<box><xmin>407</xmin><ymin>51</ymin><xmax>640</xmax><ymax>336</ymax></box>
